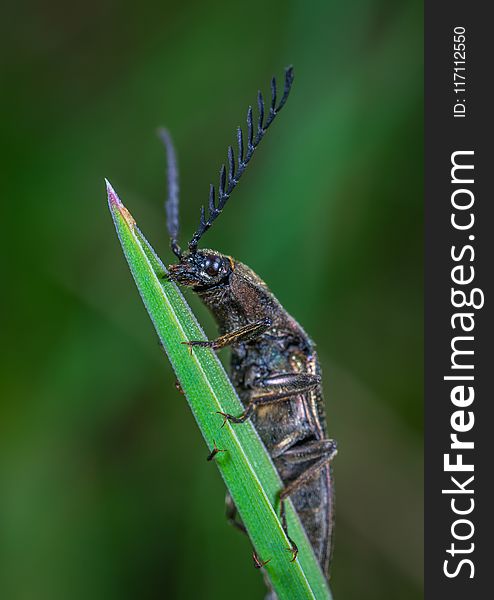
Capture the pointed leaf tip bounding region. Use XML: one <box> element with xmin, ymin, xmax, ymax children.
<box><xmin>105</xmin><ymin>179</ymin><xmax>136</xmax><ymax>227</ymax></box>
<box><xmin>105</xmin><ymin>178</ymin><xmax>122</xmax><ymax>208</ymax></box>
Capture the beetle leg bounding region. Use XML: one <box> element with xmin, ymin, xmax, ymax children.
<box><xmin>181</xmin><ymin>318</ymin><xmax>272</xmax><ymax>351</ymax></box>
<box><xmin>279</xmin><ymin>500</ymin><xmax>299</xmax><ymax>562</ymax></box>
<box><xmin>226</xmin><ymin>495</ymin><xmax>273</xmax><ymax>575</ymax></box>
<box><xmin>217</xmin><ymin>372</ymin><xmax>321</xmax><ymax>424</ymax></box>
<box><xmin>252</xmin><ymin>551</ymin><xmax>271</xmax><ymax>569</ymax></box>
<box><xmin>206</xmin><ymin>439</ymin><xmax>227</xmax><ymax>461</ymax></box>
<box><xmin>225</xmin><ymin>492</ymin><xmax>247</xmax><ymax>534</ymax></box>
<box><xmin>281</xmin><ymin>438</ymin><xmax>338</xmax><ymax>464</ymax></box>
<box><xmin>278</xmin><ymin>439</ymin><xmax>337</xmax><ymax>562</ymax></box>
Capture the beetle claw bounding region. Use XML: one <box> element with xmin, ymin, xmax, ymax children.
<box><xmin>286</xmin><ymin>539</ymin><xmax>299</xmax><ymax>563</ymax></box>
<box><xmin>207</xmin><ymin>439</ymin><xmax>227</xmax><ymax>461</ymax></box>
<box><xmin>180</xmin><ymin>341</ymin><xmax>194</xmax><ymax>355</ymax></box>
<box><xmin>252</xmin><ymin>551</ymin><xmax>271</xmax><ymax>569</ymax></box>
<box><xmin>216</xmin><ymin>411</ymin><xmax>233</xmax><ymax>427</ymax></box>
<box><xmin>216</xmin><ymin>409</ymin><xmax>248</xmax><ymax>426</ymax></box>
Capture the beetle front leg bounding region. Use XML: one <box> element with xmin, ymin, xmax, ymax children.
<box><xmin>182</xmin><ymin>317</ymin><xmax>272</xmax><ymax>351</ymax></box>
<box><xmin>218</xmin><ymin>372</ymin><xmax>321</xmax><ymax>425</ymax></box>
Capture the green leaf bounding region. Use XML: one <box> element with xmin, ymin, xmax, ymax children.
<box><xmin>107</xmin><ymin>181</ymin><xmax>332</xmax><ymax>600</ymax></box>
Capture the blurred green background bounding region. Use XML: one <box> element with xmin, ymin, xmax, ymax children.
<box><xmin>0</xmin><ymin>0</ymin><xmax>422</xmax><ymax>598</ymax></box>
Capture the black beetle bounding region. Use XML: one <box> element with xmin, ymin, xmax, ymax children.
<box><xmin>161</xmin><ymin>67</ymin><xmax>337</xmax><ymax>585</ymax></box>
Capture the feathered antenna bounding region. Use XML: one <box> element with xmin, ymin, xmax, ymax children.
<box><xmin>158</xmin><ymin>128</ymin><xmax>182</xmax><ymax>257</ymax></box>
<box><xmin>188</xmin><ymin>66</ymin><xmax>295</xmax><ymax>253</ymax></box>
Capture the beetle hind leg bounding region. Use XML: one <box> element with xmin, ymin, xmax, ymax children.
<box><xmin>225</xmin><ymin>492</ymin><xmax>247</xmax><ymax>535</ymax></box>
<box><xmin>278</xmin><ymin>439</ymin><xmax>337</xmax><ymax>563</ymax></box>
<box><xmin>279</xmin><ymin>500</ymin><xmax>300</xmax><ymax>562</ymax></box>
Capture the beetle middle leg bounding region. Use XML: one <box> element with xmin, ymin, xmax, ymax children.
<box><xmin>218</xmin><ymin>372</ymin><xmax>321</xmax><ymax>424</ymax></box>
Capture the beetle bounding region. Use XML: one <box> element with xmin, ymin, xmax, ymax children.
<box><xmin>160</xmin><ymin>67</ymin><xmax>337</xmax><ymax>582</ymax></box>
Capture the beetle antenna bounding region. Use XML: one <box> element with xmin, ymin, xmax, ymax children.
<box><xmin>188</xmin><ymin>66</ymin><xmax>295</xmax><ymax>253</ymax></box>
<box><xmin>158</xmin><ymin>128</ymin><xmax>182</xmax><ymax>257</ymax></box>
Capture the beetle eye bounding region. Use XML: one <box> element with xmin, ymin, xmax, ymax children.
<box><xmin>205</xmin><ymin>259</ymin><xmax>221</xmax><ymax>277</ymax></box>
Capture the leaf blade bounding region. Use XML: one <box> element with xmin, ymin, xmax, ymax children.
<box><xmin>107</xmin><ymin>181</ymin><xmax>332</xmax><ymax>600</ymax></box>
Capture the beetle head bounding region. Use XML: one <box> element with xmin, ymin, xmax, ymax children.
<box><xmin>168</xmin><ymin>249</ymin><xmax>233</xmax><ymax>289</ymax></box>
